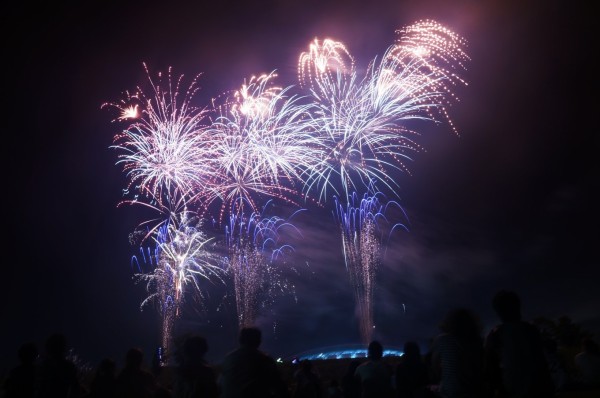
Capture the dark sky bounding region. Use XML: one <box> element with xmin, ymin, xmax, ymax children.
<box><xmin>3</xmin><ymin>0</ymin><xmax>598</xmax><ymax>374</ymax></box>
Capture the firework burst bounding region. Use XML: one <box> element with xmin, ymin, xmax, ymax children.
<box><xmin>204</xmin><ymin>71</ymin><xmax>317</xmax><ymax>222</ymax></box>
<box><xmin>103</xmin><ymin>63</ymin><xmax>214</xmax><ymax>212</ymax></box>
<box><xmin>298</xmin><ymin>33</ymin><xmax>467</xmax><ymax>203</ymax></box>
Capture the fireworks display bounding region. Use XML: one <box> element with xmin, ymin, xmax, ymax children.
<box><xmin>104</xmin><ymin>19</ymin><xmax>469</xmax><ymax>350</ymax></box>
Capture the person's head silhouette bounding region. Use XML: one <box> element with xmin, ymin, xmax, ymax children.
<box><xmin>45</xmin><ymin>333</ymin><xmax>68</xmax><ymax>359</ymax></box>
<box><xmin>182</xmin><ymin>335</ymin><xmax>209</xmax><ymax>365</ymax></box>
<box><xmin>97</xmin><ymin>358</ymin><xmax>116</xmax><ymax>376</ymax></box>
<box><xmin>402</xmin><ymin>341</ymin><xmax>421</xmax><ymax>360</ymax></box>
<box><xmin>125</xmin><ymin>347</ymin><xmax>144</xmax><ymax>369</ymax></box>
<box><xmin>300</xmin><ymin>359</ymin><xmax>313</xmax><ymax>372</ymax></box>
<box><xmin>367</xmin><ymin>340</ymin><xmax>383</xmax><ymax>360</ymax></box>
<box><xmin>18</xmin><ymin>342</ymin><xmax>38</xmax><ymax>365</ymax></box>
<box><xmin>239</xmin><ymin>327</ymin><xmax>261</xmax><ymax>349</ymax></box>
<box><xmin>492</xmin><ymin>290</ymin><xmax>522</xmax><ymax>322</ymax></box>
<box><xmin>439</xmin><ymin>307</ymin><xmax>482</xmax><ymax>340</ymax></box>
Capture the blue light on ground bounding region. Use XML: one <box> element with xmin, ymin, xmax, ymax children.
<box><xmin>286</xmin><ymin>345</ymin><xmax>404</xmax><ymax>361</ymax></box>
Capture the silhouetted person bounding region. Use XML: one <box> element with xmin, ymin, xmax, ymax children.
<box><xmin>219</xmin><ymin>326</ymin><xmax>289</xmax><ymax>398</ymax></box>
<box><xmin>395</xmin><ymin>341</ymin><xmax>429</xmax><ymax>398</ymax></box>
<box><xmin>34</xmin><ymin>333</ymin><xmax>81</xmax><ymax>398</ymax></box>
<box><xmin>4</xmin><ymin>342</ymin><xmax>38</xmax><ymax>398</ymax></box>
<box><xmin>353</xmin><ymin>341</ymin><xmax>393</xmax><ymax>398</ymax></box>
<box><xmin>574</xmin><ymin>338</ymin><xmax>600</xmax><ymax>389</ymax></box>
<box><xmin>484</xmin><ymin>290</ymin><xmax>554</xmax><ymax>398</ymax></box>
<box><xmin>173</xmin><ymin>334</ymin><xmax>219</xmax><ymax>398</ymax></box>
<box><xmin>115</xmin><ymin>347</ymin><xmax>157</xmax><ymax>398</ymax></box>
<box><xmin>341</xmin><ymin>360</ymin><xmax>361</xmax><ymax>398</ymax></box>
<box><xmin>430</xmin><ymin>308</ymin><xmax>484</xmax><ymax>398</ymax></box>
<box><xmin>89</xmin><ymin>358</ymin><xmax>117</xmax><ymax>398</ymax></box>
<box><xmin>292</xmin><ymin>359</ymin><xmax>322</xmax><ymax>398</ymax></box>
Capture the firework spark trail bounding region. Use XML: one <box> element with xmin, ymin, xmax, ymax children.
<box><xmin>103</xmin><ymin>63</ymin><xmax>215</xmax><ymax>212</ymax></box>
<box><xmin>389</xmin><ymin>19</ymin><xmax>470</xmax><ymax>135</ymax></box>
<box><xmin>225</xmin><ymin>200</ymin><xmax>303</xmax><ymax>329</ymax></box>
<box><xmin>133</xmin><ymin>209</ymin><xmax>224</xmax><ymax>356</ymax></box>
<box><xmin>334</xmin><ymin>188</ymin><xmax>408</xmax><ymax>344</ymax></box>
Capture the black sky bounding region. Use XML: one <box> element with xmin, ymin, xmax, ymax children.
<box><xmin>3</xmin><ymin>0</ymin><xmax>598</xmax><ymax>374</ymax></box>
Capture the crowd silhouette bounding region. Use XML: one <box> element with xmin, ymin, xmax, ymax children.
<box><xmin>33</xmin><ymin>333</ymin><xmax>82</xmax><ymax>398</ymax></box>
<box><xmin>2</xmin><ymin>290</ymin><xmax>600</xmax><ymax>398</ymax></box>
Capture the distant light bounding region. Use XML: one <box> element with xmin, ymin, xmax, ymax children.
<box><xmin>289</xmin><ymin>347</ymin><xmax>403</xmax><ymax>361</ymax></box>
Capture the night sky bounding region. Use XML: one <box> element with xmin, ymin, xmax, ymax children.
<box><xmin>3</xmin><ymin>0</ymin><xmax>598</xmax><ymax>375</ymax></box>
